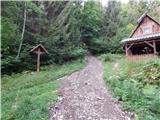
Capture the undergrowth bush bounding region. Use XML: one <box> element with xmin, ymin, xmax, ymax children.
<box><xmin>103</xmin><ymin>56</ymin><xmax>160</xmax><ymax>120</ymax></box>
<box><xmin>2</xmin><ymin>59</ymin><xmax>85</xmax><ymax>120</ymax></box>
<box><xmin>100</xmin><ymin>53</ymin><xmax>123</xmax><ymax>62</ymax></box>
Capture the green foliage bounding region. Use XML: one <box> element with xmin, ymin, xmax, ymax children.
<box><xmin>101</xmin><ymin>1</ymin><xmax>123</xmax><ymax>53</ymax></box>
<box><xmin>1</xmin><ymin>1</ymin><xmax>86</xmax><ymax>74</ymax></box>
<box><xmin>102</xmin><ymin>1</ymin><xmax>121</xmax><ymax>38</ymax></box>
<box><xmin>46</xmin><ymin>2</ymin><xmax>86</xmax><ymax>64</ymax></box>
<box><xmin>87</xmin><ymin>37</ymin><xmax>108</xmax><ymax>54</ymax></box>
<box><xmin>81</xmin><ymin>1</ymin><xmax>103</xmax><ymax>53</ymax></box>
<box><xmin>1</xmin><ymin>0</ymin><xmax>160</xmax><ymax>74</ymax></box>
<box><xmin>1</xmin><ymin>1</ymin><xmax>43</xmax><ymax>74</ymax></box>
<box><xmin>2</xmin><ymin>59</ymin><xmax>85</xmax><ymax>120</ymax></box>
<box><xmin>1</xmin><ymin>17</ymin><xmax>18</xmax><ymax>50</ymax></box>
<box><xmin>100</xmin><ymin>53</ymin><xmax>123</xmax><ymax>62</ymax></box>
<box><xmin>2</xmin><ymin>1</ymin><xmax>160</xmax><ymax>119</ymax></box>
<box><xmin>102</xmin><ymin>55</ymin><xmax>160</xmax><ymax>120</ymax></box>
<box><xmin>101</xmin><ymin>0</ymin><xmax>160</xmax><ymax>54</ymax></box>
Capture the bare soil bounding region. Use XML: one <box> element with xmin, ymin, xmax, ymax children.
<box><xmin>49</xmin><ymin>56</ymin><xmax>133</xmax><ymax>120</ymax></box>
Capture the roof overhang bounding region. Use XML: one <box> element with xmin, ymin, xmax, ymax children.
<box><xmin>30</xmin><ymin>44</ymin><xmax>48</xmax><ymax>54</ymax></box>
<box><xmin>121</xmin><ymin>33</ymin><xmax>160</xmax><ymax>43</ymax></box>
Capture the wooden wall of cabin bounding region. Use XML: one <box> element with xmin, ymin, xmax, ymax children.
<box><xmin>132</xmin><ymin>16</ymin><xmax>160</xmax><ymax>37</ymax></box>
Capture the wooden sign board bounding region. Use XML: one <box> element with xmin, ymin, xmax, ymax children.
<box><xmin>30</xmin><ymin>44</ymin><xmax>48</xmax><ymax>72</ymax></box>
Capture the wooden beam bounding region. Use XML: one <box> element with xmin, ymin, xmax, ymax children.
<box><xmin>153</xmin><ymin>41</ymin><xmax>157</xmax><ymax>55</ymax></box>
<box><xmin>125</xmin><ymin>43</ymin><xmax>128</xmax><ymax>56</ymax></box>
<box><xmin>125</xmin><ymin>43</ymin><xmax>134</xmax><ymax>56</ymax></box>
<box><xmin>126</xmin><ymin>43</ymin><xmax>134</xmax><ymax>51</ymax></box>
<box><xmin>127</xmin><ymin>40</ymin><xmax>156</xmax><ymax>45</ymax></box>
<box><xmin>37</xmin><ymin>48</ymin><xmax>41</xmax><ymax>72</ymax></box>
<box><xmin>34</xmin><ymin>51</ymin><xmax>45</xmax><ymax>54</ymax></box>
<box><xmin>144</xmin><ymin>41</ymin><xmax>154</xmax><ymax>47</ymax></box>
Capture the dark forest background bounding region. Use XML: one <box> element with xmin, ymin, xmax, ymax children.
<box><xmin>1</xmin><ymin>0</ymin><xmax>160</xmax><ymax>74</ymax></box>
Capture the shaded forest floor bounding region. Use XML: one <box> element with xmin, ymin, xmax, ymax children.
<box><xmin>101</xmin><ymin>54</ymin><xmax>160</xmax><ymax>120</ymax></box>
<box><xmin>49</xmin><ymin>56</ymin><xmax>132</xmax><ymax>120</ymax></box>
<box><xmin>1</xmin><ymin>59</ymin><xmax>85</xmax><ymax>120</ymax></box>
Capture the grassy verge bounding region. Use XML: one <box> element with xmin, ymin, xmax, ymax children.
<box><xmin>2</xmin><ymin>59</ymin><xmax>85</xmax><ymax>120</ymax></box>
<box><xmin>100</xmin><ymin>54</ymin><xmax>160</xmax><ymax>120</ymax></box>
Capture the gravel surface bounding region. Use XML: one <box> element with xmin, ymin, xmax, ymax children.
<box><xmin>49</xmin><ymin>56</ymin><xmax>134</xmax><ymax>120</ymax></box>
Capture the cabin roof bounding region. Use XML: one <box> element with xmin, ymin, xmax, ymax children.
<box><xmin>30</xmin><ymin>44</ymin><xmax>48</xmax><ymax>54</ymax></box>
<box><xmin>129</xmin><ymin>12</ymin><xmax>160</xmax><ymax>38</ymax></box>
<box><xmin>121</xmin><ymin>32</ymin><xmax>160</xmax><ymax>43</ymax></box>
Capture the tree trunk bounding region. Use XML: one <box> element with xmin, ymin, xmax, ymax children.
<box><xmin>16</xmin><ymin>1</ymin><xmax>27</xmax><ymax>58</ymax></box>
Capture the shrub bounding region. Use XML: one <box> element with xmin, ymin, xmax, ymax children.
<box><xmin>103</xmin><ymin>57</ymin><xmax>160</xmax><ymax>120</ymax></box>
<box><xmin>100</xmin><ymin>53</ymin><xmax>123</xmax><ymax>62</ymax></box>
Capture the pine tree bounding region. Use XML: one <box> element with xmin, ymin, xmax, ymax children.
<box><xmin>45</xmin><ymin>1</ymin><xmax>85</xmax><ymax>64</ymax></box>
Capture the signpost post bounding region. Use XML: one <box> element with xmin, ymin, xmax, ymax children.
<box><xmin>30</xmin><ymin>44</ymin><xmax>48</xmax><ymax>72</ymax></box>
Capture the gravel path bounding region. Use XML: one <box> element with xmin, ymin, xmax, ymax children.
<box><xmin>49</xmin><ymin>56</ymin><xmax>133</xmax><ymax>120</ymax></box>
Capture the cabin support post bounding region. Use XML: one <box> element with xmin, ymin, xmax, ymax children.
<box><xmin>144</xmin><ymin>41</ymin><xmax>154</xmax><ymax>47</ymax></box>
<box><xmin>144</xmin><ymin>40</ymin><xmax>157</xmax><ymax>55</ymax></box>
<box><xmin>37</xmin><ymin>48</ymin><xmax>41</xmax><ymax>72</ymax></box>
<box><xmin>125</xmin><ymin>43</ymin><xmax>134</xmax><ymax>56</ymax></box>
<box><xmin>125</xmin><ymin>43</ymin><xmax>128</xmax><ymax>56</ymax></box>
<box><xmin>153</xmin><ymin>41</ymin><xmax>156</xmax><ymax>55</ymax></box>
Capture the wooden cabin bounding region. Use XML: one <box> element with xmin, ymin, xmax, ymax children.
<box><xmin>121</xmin><ymin>12</ymin><xmax>160</xmax><ymax>57</ymax></box>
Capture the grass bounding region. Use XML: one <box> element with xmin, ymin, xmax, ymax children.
<box><xmin>100</xmin><ymin>54</ymin><xmax>160</xmax><ymax>120</ymax></box>
<box><xmin>1</xmin><ymin>59</ymin><xmax>85</xmax><ymax>120</ymax></box>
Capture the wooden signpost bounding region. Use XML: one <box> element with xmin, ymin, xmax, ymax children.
<box><xmin>30</xmin><ymin>44</ymin><xmax>48</xmax><ymax>72</ymax></box>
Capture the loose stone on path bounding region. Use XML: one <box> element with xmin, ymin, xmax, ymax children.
<box><xmin>49</xmin><ymin>56</ymin><xmax>134</xmax><ymax>120</ymax></box>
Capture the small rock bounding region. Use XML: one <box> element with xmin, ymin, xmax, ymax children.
<box><xmin>97</xmin><ymin>96</ymin><xmax>103</xmax><ymax>100</ymax></box>
<box><xmin>85</xmin><ymin>82</ymin><xmax>88</xmax><ymax>85</ymax></box>
<box><xmin>130</xmin><ymin>112</ymin><xmax>135</xmax><ymax>119</ymax></box>
<box><xmin>55</xmin><ymin>106</ymin><xmax>59</xmax><ymax>110</ymax></box>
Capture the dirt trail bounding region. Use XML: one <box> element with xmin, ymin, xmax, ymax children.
<box><xmin>49</xmin><ymin>56</ymin><xmax>132</xmax><ymax>120</ymax></box>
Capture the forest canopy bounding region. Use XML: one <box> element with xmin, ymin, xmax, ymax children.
<box><xmin>1</xmin><ymin>0</ymin><xmax>160</xmax><ymax>74</ymax></box>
